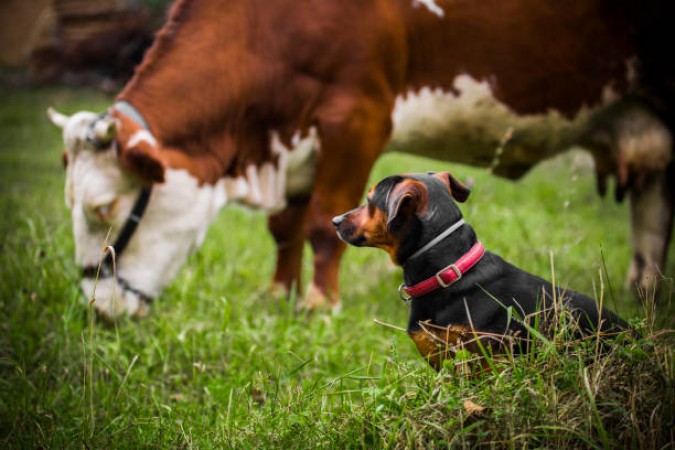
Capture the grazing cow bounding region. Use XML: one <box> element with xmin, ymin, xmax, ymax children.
<box><xmin>49</xmin><ymin>0</ymin><xmax>673</xmax><ymax>318</ymax></box>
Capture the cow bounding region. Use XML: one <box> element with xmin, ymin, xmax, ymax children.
<box><xmin>49</xmin><ymin>0</ymin><xmax>674</xmax><ymax>319</ymax></box>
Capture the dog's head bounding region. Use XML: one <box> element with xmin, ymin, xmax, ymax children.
<box><xmin>333</xmin><ymin>172</ymin><xmax>471</xmax><ymax>264</ymax></box>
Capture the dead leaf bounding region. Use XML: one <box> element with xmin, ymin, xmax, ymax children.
<box><xmin>170</xmin><ymin>393</ymin><xmax>185</xmax><ymax>402</ymax></box>
<box><xmin>463</xmin><ymin>399</ymin><xmax>485</xmax><ymax>416</ymax></box>
<box><xmin>251</xmin><ymin>387</ymin><xmax>266</xmax><ymax>405</ymax></box>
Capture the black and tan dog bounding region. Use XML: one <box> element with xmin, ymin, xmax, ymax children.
<box><xmin>333</xmin><ymin>172</ymin><xmax>629</xmax><ymax>370</ymax></box>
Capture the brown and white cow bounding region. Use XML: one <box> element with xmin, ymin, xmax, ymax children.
<box><xmin>50</xmin><ymin>0</ymin><xmax>673</xmax><ymax>318</ymax></box>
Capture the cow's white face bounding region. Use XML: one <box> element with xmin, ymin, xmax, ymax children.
<box><xmin>49</xmin><ymin>109</ymin><xmax>226</xmax><ymax>319</ymax></box>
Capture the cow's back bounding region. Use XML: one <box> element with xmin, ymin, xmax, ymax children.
<box><xmin>398</xmin><ymin>0</ymin><xmax>636</xmax><ymax>116</ymax></box>
<box><xmin>388</xmin><ymin>0</ymin><xmax>675</xmax><ymax>179</ymax></box>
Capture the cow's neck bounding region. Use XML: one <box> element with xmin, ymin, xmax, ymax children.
<box><xmin>117</xmin><ymin>0</ymin><xmax>259</xmax><ymax>184</ymax></box>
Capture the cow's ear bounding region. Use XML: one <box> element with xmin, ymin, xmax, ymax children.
<box><xmin>386</xmin><ymin>179</ymin><xmax>429</xmax><ymax>229</ymax></box>
<box><xmin>47</xmin><ymin>107</ymin><xmax>69</xmax><ymax>128</ymax></box>
<box><xmin>118</xmin><ymin>133</ymin><xmax>166</xmax><ymax>183</ymax></box>
<box><xmin>433</xmin><ymin>172</ymin><xmax>471</xmax><ymax>202</ymax></box>
<box><xmin>113</xmin><ymin>111</ymin><xmax>166</xmax><ymax>183</ymax></box>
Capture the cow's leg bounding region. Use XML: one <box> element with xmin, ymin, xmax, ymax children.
<box><xmin>268</xmin><ymin>198</ymin><xmax>310</xmax><ymax>297</ymax></box>
<box><xmin>626</xmin><ymin>166</ymin><xmax>674</xmax><ymax>298</ymax></box>
<box><xmin>300</xmin><ymin>98</ymin><xmax>392</xmax><ymax>311</ymax></box>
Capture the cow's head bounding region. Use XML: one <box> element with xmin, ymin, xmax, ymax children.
<box><xmin>48</xmin><ymin>108</ymin><xmax>226</xmax><ymax>319</ymax></box>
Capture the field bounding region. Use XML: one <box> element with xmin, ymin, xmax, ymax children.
<box><xmin>1</xmin><ymin>86</ymin><xmax>673</xmax><ymax>448</ymax></box>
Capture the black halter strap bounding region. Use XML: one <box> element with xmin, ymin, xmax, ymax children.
<box><xmin>82</xmin><ymin>187</ymin><xmax>152</xmax><ymax>279</ymax></box>
<box><xmin>81</xmin><ymin>101</ymin><xmax>154</xmax><ymax>298</ymax></box>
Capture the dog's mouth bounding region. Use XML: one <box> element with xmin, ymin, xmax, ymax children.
<box><xmin>335</xmin><ymin>228</ymin><xmax>367</xmax><ymax>246</ymax></box>
<box><xmin>334</xmin><ymin>222</ymin><xmax>366</xmax><ymax>247</ymax></box>
<box><xmin>333</xmin><ymin>212</ymin><xmax>372</xmax><ymax>247</ymax></box>
<box><xmin>347</xmin><ymin>234</ymin><xmax>367</xmax><ymax>246</ymax></box>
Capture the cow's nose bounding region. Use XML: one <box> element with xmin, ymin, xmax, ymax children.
<box><xmin>332</xmin><ymin>214</ymin><xmax>346</xmax><ymax>228</ymax></box>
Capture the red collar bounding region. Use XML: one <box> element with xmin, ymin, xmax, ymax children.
<box><xmin>400</xmin><ymin>241</ymin><xmax>485</xmax><ymax>299</ymax></box>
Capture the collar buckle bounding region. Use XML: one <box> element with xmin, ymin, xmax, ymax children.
<box><xmin>436</xmin><ymin>264</ymin><xmax>461</xmax><ymax>288</ymax></box>
<box><xmin>402</xmin><ymin>241</ymin><xmax>485</xmax><ymax>299</ymax></box>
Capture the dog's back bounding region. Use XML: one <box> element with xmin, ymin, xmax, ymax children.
<box><xmin>476</xmin><ymin>252</ymin><xmax>628</xmax><ymax>337</ymax></box>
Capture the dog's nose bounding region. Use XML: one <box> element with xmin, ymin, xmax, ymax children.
<box><xmin>332</xmin><ymin>214</ymin><xmax>345</xmax><ymax>228</ymax></box>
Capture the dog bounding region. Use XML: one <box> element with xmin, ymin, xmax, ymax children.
<box><xmin>333</xmin><ymin>172</ymin><xmax>629</xmax><ymax>370</ymax></box>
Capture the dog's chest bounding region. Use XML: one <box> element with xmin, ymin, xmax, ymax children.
<box><xmin>408</xmin><ymin>323</ymin><xmax>473</xmax><ymax>371</ymax></box>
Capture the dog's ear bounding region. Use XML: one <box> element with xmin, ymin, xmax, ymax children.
<box><xmin>386</xmin><ymin>179</ymin><xmax>429</xmax><ymax>229</ymax></box>
<box><xmin>433</xmin><ymin>172</ymin><xmax>471</xmax><ymax>202</ymax></box>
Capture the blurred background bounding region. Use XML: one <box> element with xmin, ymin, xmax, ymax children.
<box><xmin>0</xmin><ymin>0</ymin><xmax>172</xmax><ymax>90</ymax></box>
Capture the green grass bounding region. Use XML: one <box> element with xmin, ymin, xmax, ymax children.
<box><xmin>1</xmin><ymin>85</ymin><xmax>673</xmax><ymax>449</ymax></box>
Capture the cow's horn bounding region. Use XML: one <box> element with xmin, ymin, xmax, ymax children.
<box><xmin>93</xmin><ymin>117</ymin><xmax>118</xmax><ymax>145</ymax></box>
<box><xmin>47</xmin><ymin>107</ymin><xmax>69</xmax><ymax>129</ymax></box>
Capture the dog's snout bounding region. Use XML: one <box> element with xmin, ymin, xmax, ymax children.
<box><xmin>332</xmin><ymin>214</ymin><xmax>346</xmax><ymax>228</ymax></box>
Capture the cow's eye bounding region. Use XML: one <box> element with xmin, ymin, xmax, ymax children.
<box><xmin>86</xmin><ymin>199</ymin><xmax>118</xmax><ymax>224</ymax></box>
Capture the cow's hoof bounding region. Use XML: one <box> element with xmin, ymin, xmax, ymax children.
<box><xmin>298</xmin><ymin>282</ymin><xmax>341</xmax><ymax>314</ymax></box>
<box><xmin>625</xmin><ymin>261</ymin><xmax>662</xmax><ymax>302</ymax></box>
<box><xmin>269</xmin><ymin>282</ymin><xmax>293</xmax><ymax>299</ymax></box>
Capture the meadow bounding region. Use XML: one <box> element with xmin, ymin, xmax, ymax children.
<box><xmin>1</xmin><ymin>85</ymin><xmax>673</xmax><ymax>448</ymax></box>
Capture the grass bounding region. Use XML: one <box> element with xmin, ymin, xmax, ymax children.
<box><xmin>0</xmin><ymin>85</ymin><xmax>673</xmax><ymax>449</ymax></box>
